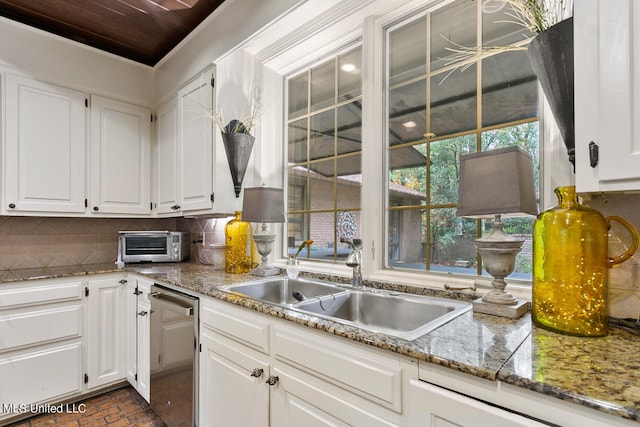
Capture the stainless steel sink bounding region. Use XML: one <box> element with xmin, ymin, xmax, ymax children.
<box><xmin>219</xmin><ymin>277</ymin><xmax>347</xmax><ymax>305</ymax></box>
<box><xmin>220</xmin><ymin>277</ymin><xmax>471</xmax><ymax>341</ymax></box>
<box><xmin>294</xmin><ymin>290</ymin><xmax>471</xmax><ymax>341</ymax></box>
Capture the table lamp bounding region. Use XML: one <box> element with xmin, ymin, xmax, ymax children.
<box><xmin>457</xmin><ymin>146</ymin><xmax>538</xmax><ymax>318</ymax></box>
<box><xmin>242</xmin><ymin>187</ymin><xmax>285</xmax><ymax>276</ymax></box>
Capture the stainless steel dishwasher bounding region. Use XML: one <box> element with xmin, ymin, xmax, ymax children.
<box><xmin>149</xmin><ymin>284</ymin><xmax>199</xmax><ymax>427</ymax></box>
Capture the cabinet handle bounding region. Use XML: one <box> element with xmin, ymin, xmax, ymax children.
<box><xmin>119</xmin><ymin>279</ymin><xmax>127</xmax><ymax>284</ymax></box>
<box><xmin>250</xmin><ymin>368</ymin><xmax>264</xmax><ymax>378</ymax></box>
<box><xmin>8</xmin><ymin>203</ymin><xmax>15</xmax><ymax>209</ymax></box>
<box><xmin>93</xmin><ymin>206</ymin><xmax>99</xmax><ymax>211</ymax></box>
<box><xmin>171</xmin><ymin>204</ymin><xmax>181</xmax><ymax>210</ymax></box>
<box><xmin>589</xmin><ymin>141</ymin><xmax>599</xmax><ymax>168</ymax></box>
<box><xmin>138</xmin><ymin>311</ymin><xmax>148</xmax><ymax>316</ymax></box>
<box><xmin>265</xmin><ymin>375</ymin><xmax>279</xmax><ymax>386</ymax></box>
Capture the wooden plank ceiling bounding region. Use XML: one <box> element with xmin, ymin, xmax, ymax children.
<box><xmin>0</xmin><ymin>0</ymin><xmax>226</xmax><ymax>66</ymax></box>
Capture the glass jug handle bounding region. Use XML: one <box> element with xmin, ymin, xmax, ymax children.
<box><xmin>606</xmin><ymin>216</ymin><xmax>640</xmax><ymax>268</ymax></box>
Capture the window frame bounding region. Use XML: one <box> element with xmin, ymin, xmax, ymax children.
<box><xmin>265</xmin><ymin>0</ymin><xmax>556</xmax><ymax>298</ymax></box>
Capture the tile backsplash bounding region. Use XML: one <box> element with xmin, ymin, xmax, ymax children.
<box><xmin>0</xmin><ymin>216</ymin><xmax>178</xmax><ymax>269</ymax></box>
<box><xmin>2</xmin><ymin>198</ymin><xmax>639</xmax><ymax>321</ymax></box>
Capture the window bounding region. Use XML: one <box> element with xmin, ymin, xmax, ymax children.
<box><xmin>286</xmin><ymin>46</ymin><xmax>363</xmax><ymax>260</ymax></box>
<box><xmin>386</xmin><ymin>1</ymin><xmax>539</xmax><ymax>279</ymax></box>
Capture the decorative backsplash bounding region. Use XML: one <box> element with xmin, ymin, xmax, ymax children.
<box><xmin>2</xmin><ymin>198</ymin><xmax>639</xmax><ymax>320</ymax></box>
<box><xmin>0</xmin><ymin>216</ymin><xmax>178</xmax><ymax>269</ymax></box>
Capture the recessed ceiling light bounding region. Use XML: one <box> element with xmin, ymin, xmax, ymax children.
<box><xmin>341</xmin><ymin>63</ymin><xmax>357</xmax><ymax>73</ymax></box>
<box><xmin>402</xmin><ymin>121</ymin><xmax>417</xmax><ymax>128</ymax></box>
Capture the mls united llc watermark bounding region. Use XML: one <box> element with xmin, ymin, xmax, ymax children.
<box><xmin>3</xmin><ymin>402</ymin><xmax>87</xmax><ymax>414</ymax></box>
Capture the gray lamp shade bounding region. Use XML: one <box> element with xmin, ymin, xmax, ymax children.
<box><xmin>457</xmin><ymin>147</ymin><xmax>538</xmax><ymax>218</ymax></box>
<box><xmin>241</xmin><ymin>187</ymin><xmax>285</xmax><ymax>223</ymax></box>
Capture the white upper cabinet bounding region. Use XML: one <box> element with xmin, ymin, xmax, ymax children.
<box><xmin>575</xmin><ymin>0</ymin><xmax>640</xmax><ymax>192</ymax></box>
<box><xmin>4</xmin><ymin>74</ymin><xmax>86</xmax><ymax>214</ymax></box>
<box><xmin>178</xmin><ymin>73</ymin><xmax>214</xmax><ymax>212</ymax></box>
<box><xmin>89</xmin><ymin>95</ymin><xmax>151</xmax><ymax>215</ymax></box>
<box><xmin>154</xmin><ymin>98</ymin><xmax>181</xmax><ymax>215</ymax></box>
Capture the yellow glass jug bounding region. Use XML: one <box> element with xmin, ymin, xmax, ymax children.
<box><xmin>225</xmin><ymin>211</ymin><xmax>252</xmax><ymax>274</ymax></box>
<box><xmin>532</xmin><ymin>186</ymin><xmax>639</xmax><ymax>336</ymax></box>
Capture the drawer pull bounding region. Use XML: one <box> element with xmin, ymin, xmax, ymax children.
<box><xmin>266</xmin><ymin>375</ymin><xmax>279</xmax><ymax>386</ymax></box>
<box><xmin>250</xmin><ymin>368</ymin><xmax>263</xmax><ymax>378</ymax></box>
<box><xmin>138</xmin><ymin>311</ymin><xmax>148</xmax><ymax>316</ymax></box>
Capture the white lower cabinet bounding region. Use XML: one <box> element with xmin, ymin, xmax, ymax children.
<box><xmin>200</xmin><ymin>327</ymin><xmax>270</xmax><ymax>427</ymax></box>
<box><xmin>125</xmin><ymin>278</ymin><xmax>151</xmax><ymax>402</ymax></box>
<box><xmin>86</xmin><ymin>276</ymin><xmax>127</xmax><ymax>389</ymax></box>
<box><xmin>404</xmin><ymin>379</ymin><xmax>545</xmax><ymax>427</ymax></box>
<box><xmin>0</xmin><ymin>278</ymin><xmax>84</xmax><ymax>423</ymax></box>
<box><xmin>199</xmin><ymin>296</ymin><xmax>403</xmax><ymax>427</ymax></box>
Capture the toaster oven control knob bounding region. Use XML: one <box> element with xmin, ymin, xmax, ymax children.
<box><xmin>250</xmin><ymin>368</ymin><xmax>263</xmax><ymax>378</ymax></box>
<box><xmin>266</xmin><ymin>375</ymin><xmax>279</xmax><ymax>386</ymax></box>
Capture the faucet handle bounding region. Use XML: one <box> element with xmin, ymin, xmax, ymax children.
<box><xmin>340</xmin><ymin>237</ymin><xmax>362</xmax><ymax>249</ymax></box>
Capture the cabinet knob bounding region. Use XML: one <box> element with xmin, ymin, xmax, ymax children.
<box><xmin>93</xmin><ymin>206</ymin><xmax>99</xmax><ymax>211</ymax></box>
<box><xmin>119</xmin><ymin>279</ymin><xmax>128</xmax><ymax>284</ymax></box>
<box><xmin>171</xmin><ymin>204</ymin><xmax>181</xmax><ymax>210</ymax></box>
<box><xmin>137</xmin><ymin>311</ymin><xmax>148</xmax><ymax>316</ymax></box>
<box><xmin>265</xmin><ymin>375</ymin><xmax>279</xmax><ymax>386</ymax></box>
<box><xmin>8</xmin><ymin>203</ymin><xmax>15</xmax><ymax>209</ymax></box>
<box><xmin>250</xmin><ymin>368</ymin><xmax>264</xmax><ymax>378</ymax></box>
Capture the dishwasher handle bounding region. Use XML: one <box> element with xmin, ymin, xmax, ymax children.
<box><xmin>150</xmin><ymin>291</ymin><xmax>194</xmax><ymax>316</ymax></box>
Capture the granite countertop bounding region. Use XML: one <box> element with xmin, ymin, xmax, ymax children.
<box><xmin>2</xmin><ymin>262</ymin><xmax>639</xmax><ymax>422</ymax></box>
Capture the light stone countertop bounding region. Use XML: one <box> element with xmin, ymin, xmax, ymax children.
<box><xmin>2</xmin><ymin>262</ymin><xmax>639</xmax><ymax>422</ymax></box>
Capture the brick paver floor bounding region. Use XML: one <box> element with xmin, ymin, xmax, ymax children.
<box><xmin>6</xmin><ymin>386</ymin><xmax>165</xmax><ymax>427</ymax></box>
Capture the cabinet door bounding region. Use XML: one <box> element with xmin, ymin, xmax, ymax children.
<box><xmin>178</xmin><ymin>74</ymin><xmax>214</xmax><ymax>212</ymax></box>
<box><xmin>575</xmin><ymin>0</ymin><xmax>640</xmax><ymax>191</ymax></box>
<box><xmin>404</xmin><ymin>379</ymin><xmax>545</xmax><ymax>427</ymax></box>
<box><xmin>86</xmin><ymin>277</ymin><xmax>126</xmax><ymax>389</ymax></box>
<box><xmin>200</xmin><ymin>328</ymin><xmax>269</xmax><ymax>427</ymax></box>
<box><xmin>89</xmin><ymin>95</ymin><xmax>151</xmax><ymax>214</ymax></box>
<box><xmin>155</xmin><ymin>98</ymin><xmax>181</xmax><ymax>215</ymax></box>
<box><xmin>5</xmin><ymin>74</ymin><xmax>86</xmax><ymax>214</ymax></box>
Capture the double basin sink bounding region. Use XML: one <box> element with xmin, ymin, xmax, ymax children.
<box><xmin>219</xmin><ymin>277</ymin><xmax>471</xmax><ymax>341</ymax></box>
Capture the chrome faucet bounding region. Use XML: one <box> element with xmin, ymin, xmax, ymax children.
<box><xmin>341</xmin><ymin>238</ymin><xmax>363</xmax><ymax>288</ymax></box>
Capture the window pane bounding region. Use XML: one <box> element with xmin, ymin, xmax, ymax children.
<box><xmin>287</xmin><ymin>213</ymin><xmax>305</xmax><ymax>254</ymax></box>
<box><xmin>337</xmin><ymin>104</ymin><xmax>361</xmax><ymax>155</ymax></box>
<box><xmin>389</xmin><ymin>15</ymin><xmax>426</xmax><ymax>85</ymax></box>
<box><xmin>389</xmin><ymin>79</ymin><xmax>426</xmax><ymax>146</ymax></box>
<box><xmin>482</xmin><ymin>51</ymin><xmax>538</xmax><ymax>127</ymax></box>
<box><xmin>288</xmin><ymin>118</ymin><xmax>307</xmax><ymax>164</ymax></box>
<box><xmin>336</xmin><ymin>155</ymin><xmax>361</xmax><ymax>210</ymax></box>
<box><xmin>309</xmin><ymin>159</ymin><xmax>334</xmax><ymax>210</ymax></box>
<box><xmin>431</xmin><ymin>1</ymin><xmax>476</xmax><ymax>71</ymax></box>
<box><xmin>337</xmin><ymin>210</ymin><xmax>361</xmax><ymax>242</ymax></box>
<box><xmin>288</xmin><ymin>73</ymin><xmax>308</xmax><ymax>120</ymax></box>
<box><xmin>387</xmin><ymin>208</ymin><xmax>425</xmax><ymax>269</ymax></box>
<box><xmin>483</xmin><ymin>2</ymin><xmax>535</xmax><ymax>47</ymax></box>
<box><xmin>430</xmin><ymin>63</ymin><xmax>477</xmax><ymax>136</ymax></box>
<box><xmin>309</xmin><ymin>109</ymin><xmax>335</xmax><ymax>161</ymax></box>
<box><xmin>309</xmin><ymin>212</ymin><xmax>335</xmax><ymax>260</ymax></box>
<box><xmin>311</xmin><ymin>60</ymin><xmax>335</xmax><ymax>112</ymax></box>
<box><xmin>339</xmin><ymin>47</ymin><xmax>362</xmax><ymax>101</ymax></box>
<box><xmin>431</xmin><ymin>211</ymin><xmax>477</xmax><ymax>274</ymax></box>
<box><xmin>429</xmin><ymin>135</ymin><xmax>476</xmax><ymax>205</ymax></box>
<box><xmin>389</xmin><ymin>143</ymin><xmax>427</xmax><ymax>207</ymax></box>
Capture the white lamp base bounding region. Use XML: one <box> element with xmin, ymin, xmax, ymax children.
<box><xmin>472</xmin><ymin>298</ymin><xmax>530</xmax><ymax>319</ymax></box>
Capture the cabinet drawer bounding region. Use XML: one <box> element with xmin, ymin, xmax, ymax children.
<box><xmin>0</xmin><ymin>281</ymin><xmax>82</xmax><ymax>309</ymax></box>
<box><xmin>0</xmin><ymin>303</ymin><xmax>82</xmax><ymax>352</ymax></box>
<box><xmin>0</xmin><ymin>341</ymin><xmax>83</xmax><ymax>405</ymax></box>
<box><xmin>274</xmin><ymin>324</ymin><xmax>403</xmax><ymax>412</ymax></box>
<box><xmin>201</xmin><ymin>298</ymin><xmax>270</xmax><ymax>355</ymax></box>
